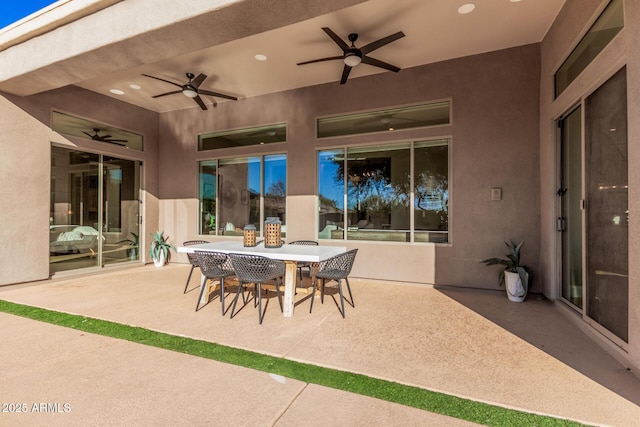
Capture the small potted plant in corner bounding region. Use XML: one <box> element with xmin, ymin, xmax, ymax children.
<box><xmin>149</xmin><ymin>231</ymin><xmax>175</xmax><ymax>267</ymax></box>
<box><xmin>481</xmin><ymin>240</ymin><xmax>531</xmax><ymax>302</ymax></box>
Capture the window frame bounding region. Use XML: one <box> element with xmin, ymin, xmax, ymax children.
<box><xmin>316</xmin><ymin>138</ymin><xmax>450</xmax><ymax>244</ymax></box>
<box><xmin>197</xmin><ymin>153</ymin><xmax>287</xmax><ymax>237</ymax></box>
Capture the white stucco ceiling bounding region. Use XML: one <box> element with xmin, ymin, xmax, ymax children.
<box><xmin>0</xmin><ymin>0</ymin><xmax>566</xmax><ymax>112</ymax></box>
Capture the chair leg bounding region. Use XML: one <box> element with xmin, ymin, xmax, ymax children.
<box><xmin>309</xmin><ymin>277</ymin><xmax>318</xmax><ymax>313</ymax></box>
<box><xmin>345</xmin><ymin>277</ymin><xmax>354</xmax><ymax>308</ymax></box>
<box><xmin>195</xmin><ymin>277</ymin><xmax>207</xmax><ymax>312</ymax></box>
<box><xmin>257</xmin><ymin>282</ymin><xmax>263</xmax><ymax>325</ymax></box>
<box><xmin>230</xmin><ymin>282</ymin><xmax>245</xmax><ymax>319</ymax></box>
<box><xmin>219</xmin><ymin>276</ymin><xmax>225</xmax><ymax>316</ymax></box>
<box><xmin>184</xmin><ymin>265</ymin><xmax>195</xmax><ymax>293</ymax></box>
<box><xmin>337</xmin><ymin>279</ymin><xmax>346</xmax><ymax>318</ymax></box>
<box><xmin>320</xmin><ymin>278</ymin><xmax>326</xmax><ymax>304</ymax></box>
<box><xmin>276</xmin><ymin>277</ymin><xmax>283</xmax><ymax>312</ymax></box>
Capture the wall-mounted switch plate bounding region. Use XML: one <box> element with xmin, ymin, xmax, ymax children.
<box><xmin>491</xmin><ymin>188</ymin><xmax>502</xmax><ymax>201</ymax></box>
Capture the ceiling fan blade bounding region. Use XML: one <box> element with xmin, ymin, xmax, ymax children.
<box><xmin>360</xmin><ymin>31</ymin><xmax>405</xmax><ymax>55</ymax></box>
<box><xmin>191</xmin><ymin>73</ymin><xmax>207</xmax><ymax>88</ymax></box>
<box><xmin>340</xmin><ymin>65</ymin><xmax>352</xmax><ymax>85</ymax></box>
<box><xmin>361</xmin><ymin>55</ymin><xmax>401</xmax><ymax>73</ymax></box>
<box><xmin>194</xmin><ymin>95</ymin><xmax>207</xmax><ymax>110</ymax></box>
<box><xmin>198</xmin><ymin>89</ymin><xmax>238</xmax><ymax>101</ymax></box>
<box><xmin>297</xmin><ymin>56</ymin><xmax>344</xmax><ymax>66</ymax></box>
<box><xmin>101</xmin><ymin>134</ymin><xmax>112</xmax><ymax>139</ymax></box>
<box><xmin>141</xmin><ymin>74</ymin><xmax>182</xmax><ymax>88</ymax></box>
<box><xmin>152</xmin><ymin>90</ymin><xmax>182</xmax><ymax>98</ymax></box>
<box><xmin>82</xmin><ymin>131</ymin><xmax>93</xmax><ymax>137</ymax></box>
<box><xmin>322</xmin><ymin>27</ymin><xmax>349</xmax><ymax>52</ymax></box>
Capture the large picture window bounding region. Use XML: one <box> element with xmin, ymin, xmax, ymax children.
<box><xmin>318</xmin><ymin>140</ymin><xmax>448</xmax><ymax>243</ymax></box>
<box><xmin>199</xmin><ymin>155</ymin><xmax>286</xmax><ymax>236</ymax></box>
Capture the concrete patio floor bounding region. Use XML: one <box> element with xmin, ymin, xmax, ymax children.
<box><xmin>1</xmin><ymin>263</ymin><xmax>639</xmax><ymax>426</ymax></box>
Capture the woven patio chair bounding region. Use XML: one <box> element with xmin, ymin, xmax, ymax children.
<box><xmin>182</xmin><ymin>240</ymin><xmax>208</xmax><ymax>293</ymax></box>
<box><xmin>288</xmin><ymin>240</ymin><xmax>319</xmax><ymax>287</ymax></box>
<box><xmin>229</xmin><ymin>253</ymin><xmax>285</xmax><ymax>324</ymax></box>
<box><xmin>195</xmin><ymin>251</ymin><xmax>236</xmax><ymax>315</ymax></box>
<box><xmin>309</xmin><ymin>249</ymin><xmax>358</xmax><ymax>318</ymax></box>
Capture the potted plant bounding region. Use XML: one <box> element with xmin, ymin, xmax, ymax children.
<box><xmin>481</xmin><ymin>240</ymin><xmax>531</xmax><ymax>302</ymax></box>
<box><xmin>149</xmin><ymin>231</ymin><xmax>175</xmax><ymax>267</ymax></box>
<box><xmin>117</xmin><ymin>232</ymin><xmax>138</xmax><ymax>261</ymax></box>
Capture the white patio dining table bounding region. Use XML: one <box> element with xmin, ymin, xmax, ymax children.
<box><xmin>177</xmin><ymin>241</ymin><xmax>346</xmax><ymax>317</ymax></box>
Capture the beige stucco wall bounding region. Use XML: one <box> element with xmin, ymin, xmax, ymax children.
<box><xmin>540</xmin><ymin>0</ymin><xmax>639</xmax><ymax>372</ymax></box>
<box><xmin>0</xmin><ymin>86</ymin><xmax>159</xmax><ymax>285</ymax></box>
<box><xmin>158</xmin><ymin>43</ymin><xmax>541</xmax><ymax>289</ymax></box>
<box><xmin>0</xmin><ymin>96</ymin><xmax>52</xmax><ymax>284</ymax></box>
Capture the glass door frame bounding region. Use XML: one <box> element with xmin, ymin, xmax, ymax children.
<box><xmin>555</xmin><ymin>68</ymin><xmax>629</xmax><ymax>351</ymax></box>
<box><xmin>50</xmin><ymin>144</ymin><xmax>143</xmax><ymax>274</ymax></box>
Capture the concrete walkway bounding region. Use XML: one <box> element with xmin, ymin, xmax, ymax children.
<box><xmin>1</xmin><ymin>264</ymin><xmax>639</xmax><ymax>426</ymax></box>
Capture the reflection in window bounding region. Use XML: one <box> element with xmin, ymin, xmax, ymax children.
<box><xmin>347</xmin><ymin>144</ymin><xmax>410</xmax><ymax>242</ymax></box>
<box><xmin>198</xmin><ymin>155</ymin><xmax>286</xmax><ymax>236</ymax></box>
<box><xmin>318</xmin><ymin>150</ymin><xmax>345</xmax><ymax>239</ymax></box>
<box><xmin>414</xmin><ymin>141</ymin><xmax>449</xmax><ymax>242</ymax></box>
<box><xmin>317</xmin><ymin>140</ymin><xmax>449</xmax><ymax>243</ymax></box>
<box><xmin>199</xmin><ymin>162</ymin><xmax>217</xmax><ymax>234</ymax></box>
<box><xmin>264</xmin><ymin>154</ymin><xmax>287</xmax><ymax>223</ymax></box>
<box><xmin>554</xmin><ymin>0</ymin><xmax>623</xmax><ymax>98</ymax></box>
<box><xmin>198</xmin><ymin>123</ymin><xmax>286</xmax><ymax>151</ymax></box>
<box><xmin>52</xmin><ymin>111</ymin><xmax>144</xmax><ymax>151</ymax></box>
<box><xmin>317</xmin><ymin>101</ymin><xmax>450</xmax><ymax>138</ymax></box>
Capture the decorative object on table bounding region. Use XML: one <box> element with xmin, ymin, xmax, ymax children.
<box><xmin>117</xmin><ymin>232</ymin><xmax>138</xmax><ymax>261</ymax></box>
<box><xmin>264</xmin><ymin>217</ymin><xmax>282</xmax><ymax>248</ymax></box>
<box><xmin>182</xmin><ymin>240</ymin><xmax>208</xmax><ymax>293</ymax></box>
<box><xmin>310</xmin><ymin>249</ymin><xmax>358</xmax><ymax>318</ymax></box>
<box><xmin>225</xmin><ymin>222</ymin><xmax>235</xmax><ymax>232</ymax></box>
<box><xmin>149</xmin><ymin>230</ymin><xmax>175</xmax><ymax>267</ymax></box>
<box><xmin>243</xmin><ymin>224</ymin><xmax>256</xmax><ymax>247</ymax></box>
<box><xmin>481</xmin><ymin>240</ymin><xmax>531</xmax><ymax>302</ymax></box>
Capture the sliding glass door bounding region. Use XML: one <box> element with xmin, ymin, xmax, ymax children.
<box><xmin>584</xmin><ymin>67</ymin><xmax>628</xmax><ymax>343</ymax></box>
<box><xmin>557</xmin><ymin>67</ymin><xmax>628</xmax><ymax>346</ymax></box>
<box><xmin>50</xmin><ymin>147</ymin><xmax>141</xmax><ymax>273</ymax></box>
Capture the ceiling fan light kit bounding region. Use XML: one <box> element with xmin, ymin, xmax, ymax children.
<box><xmin>297</xmin><ymin>27</ymin><xmax>405</xmax><ymax>84</ymax></box>
<box><xmin>142</xmin><ymin>72</ymin><xmax>237</xmax><ymax>110</ymax></box>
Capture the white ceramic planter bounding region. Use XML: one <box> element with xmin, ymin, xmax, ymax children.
<box><xmin>153</xmin><ymin>251</ymin><xmax>166</xmax><ymax>267</ymax></box>
<box><xmin>505</xmin><ymin>271</ymin><xmax>527</xmax><ymax>302</ymax></box>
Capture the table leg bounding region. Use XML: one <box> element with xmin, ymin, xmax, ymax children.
<box><xmin>200</xmin><ymin>273</ymin><xmax>208</xmax><ymax>305</ymax></box>
<box><xmin>283</xmin><ymin>260</ymin><xmax>297</xmax><ymax>317</ymax></box>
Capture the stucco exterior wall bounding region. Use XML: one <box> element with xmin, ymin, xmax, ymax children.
<box><xmin>0</xmin><ymin>96</ymin><xmax>52</xmax><ymax>285</ymax></box>
<box><xmin>158</xmin><ymin>43</ymin><xmax>541</xmax><ymax>290</ymax></box>
<box><xmin>0</xmin><ymin>86</ymin><xmax>159</xmax><ymax>285</ymax></box>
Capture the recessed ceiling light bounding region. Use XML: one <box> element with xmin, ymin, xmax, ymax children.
<box><xmin>509</xmin><ymin>0</ymin><xmax>523</xmax><ymax>2</ymax></box>
<box><xmin>255</xmin><ymin>54</ymin><xmax>267</xmax><ymax>61</ymax></box>
<box><xmin>110</xmin><ymin>89</ymin><xmax>125</xmax><ymax>95</ymax></box>
<box><xmin>458</xmin><ymin>3</ymin><xmax>476</xmax><ymax>14</ymax></box>
<box><xmin>129</xmin><ymin>84</ymin><xmax>141</xmax><ymax>90</ymax></box>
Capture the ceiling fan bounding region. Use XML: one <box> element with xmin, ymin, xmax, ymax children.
<box><xmin>141</xmin><ymin>72</ymin><xmax>237</xmax><ymax>110</ymax></box>
<box><xmin>297</xmin><ymin>27</ymin><xmax>405</xmax><ymax>84</ymax></box>
<box><xmin>82</xmin><ymin>128</ymin><xmax>127</xmax><ymax>145</ymax></box>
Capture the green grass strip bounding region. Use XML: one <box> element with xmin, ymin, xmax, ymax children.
<box><xmin>0</xmin><ymin>299</ymin><xmax>590</xmax><ymax>427</ymax></box>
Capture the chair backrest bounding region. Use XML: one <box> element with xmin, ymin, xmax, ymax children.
<box><xmin>183</xmin><ymin>240</ymin><xmax>208</xmax><ymax>266</ymax></box>
<box><xmin>289</xmin><ymin>240</ymin><xmax>319</xmax><ymax>246</ymax></box>
<box><xmin>229</xmin><ymin>253</ymin><xmax>285</xmax><ymax>283</ymax></box>
<box><xmin>195</xmin><ymin>251</ymin><xmax>231</xmax><ymax>277</ymax></box>
<box><xmin>317</xmin><ymin>249</ymin><xmax>358</xmax><ymax>279</ymax></box>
